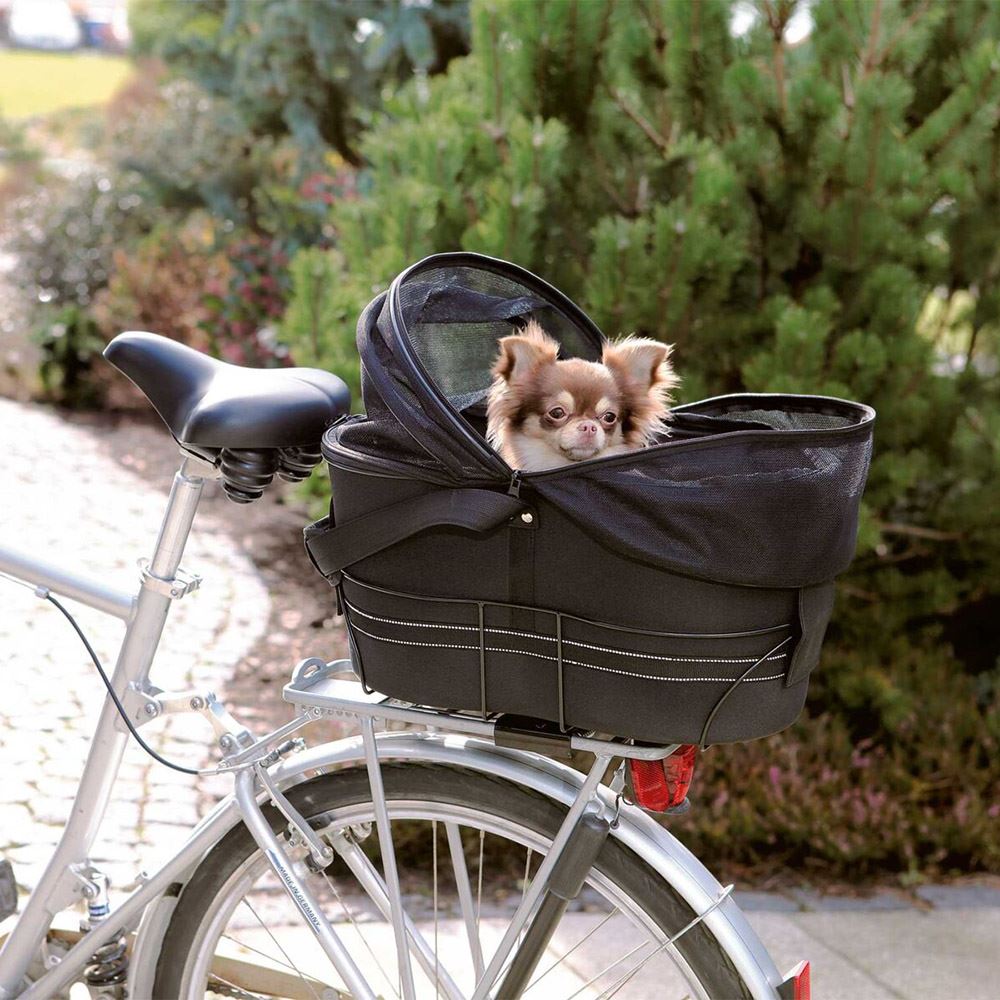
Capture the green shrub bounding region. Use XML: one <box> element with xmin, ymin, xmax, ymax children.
<box><xmin>91</xmin><ymin>217</ymin><xmax>224</xmax><ymax>349</ymax></box>
<box><xmin>6</xmin><ymin>65</ymin><xmax>327</xmax><ymax>403</ymax></box>
<box><xmin>130</xmin><ymin>0</ymin><xmax>471</xmax><ymax>167</ymax></box>
<box><xmin>80</xmin><ymin>216</ymin><xmax>232</xmax><ymax>406</ymax></box>
<box><xmin>4</xmin><ymin>166</ymin><xmax>159</xmax><ymax>402</ymax></box>
<box><xmin>0</xmin><ymin>112</ymin><xmax>40</xmax><ymax>170</ymax></box>
<box><xmin>32</xmin><ymin>305</ymin><xmax>107</xmax><ymax>408</ymax></box>
<box><xmin>104</xmin><ymin>74</ymin><xmax>267</xmax><ymax>223</ymax></box>
<box><xmin>281</xmin><ymin>0</ymin><xmax>1000</xmax><ymax>879</ymax></box>
<box><xmin>8</xmin><ymin>166</ymin><xmax>157</xmax><ymax>309</ymax></box>
<box><xmin>280</xmin><ymin>247</ymin><xmax>362</xmax><ymax>396</ymax></box>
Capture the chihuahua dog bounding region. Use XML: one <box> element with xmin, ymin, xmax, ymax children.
<box><xmin>486</xmin><ymin>319</ymin><xmax>678</xmax><ymax>471</ymax></box>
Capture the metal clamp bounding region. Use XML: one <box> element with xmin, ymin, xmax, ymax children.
<box><xmin>137</xmin><ymin>559</ymin><xmax>201</xmax><ymax>600</ymax></box>
<box><xmin>214</xmin><ymin>714</ymin><xmax>315</xmax><ymax>770</ymax></box>
<box><xmin>121</xmin><ymin>684</ymin><xmax>253</xmax><ymax>754</ymax></box>
<box><xmin>608</xmin><ymin>760</ymin><xmax>628</xmax><ymax>828</ymax></box>
<box><xmin>67</xmin><ymin>863</ymin><xmax>103</xmax><ymax>902</ymax></box>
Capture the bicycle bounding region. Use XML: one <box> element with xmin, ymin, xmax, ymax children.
<box><xmin>0</xmin><ymin>329</ymin><xmax>811</xmax><ymax>999</ymax></box>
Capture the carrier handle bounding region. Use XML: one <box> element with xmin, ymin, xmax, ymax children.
<box><xmin>304</xmin><ymin>489</ymin><xmax>528</xmax><ymax>582</ymax></box>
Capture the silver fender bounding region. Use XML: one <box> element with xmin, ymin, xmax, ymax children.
<box><xmin>130</xmin><ymin>730</ymin><xmax>782</xmax><ymax>999</ymax></box>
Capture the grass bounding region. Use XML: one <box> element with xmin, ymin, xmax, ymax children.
<box><xmin>0</xmin><ymin>49</ymin><xmax>132</xmax><ymax>119</ymax></box>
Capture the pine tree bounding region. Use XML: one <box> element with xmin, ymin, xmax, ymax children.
<box><xmin>284</xmin><ymin>0</ymin><xmax>1000</xmax><ymax>876</ymax></box>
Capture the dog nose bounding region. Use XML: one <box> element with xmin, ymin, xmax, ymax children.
<box><xmin>577</xmin><ymin>421</ymin><xmax>598</xmax><ymax>437</ymax></box>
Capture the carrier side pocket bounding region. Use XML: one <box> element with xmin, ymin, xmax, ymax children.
<box><xmin>785</xmin><ymin>581</ymin><xmax>836</xmax><ymax>687</ymax></box>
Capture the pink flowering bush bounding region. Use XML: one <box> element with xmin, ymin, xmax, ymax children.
<box><xmin>201</xmin><ymin>236</ymin><xmax>292</xmax><ymax>368</ymax></box>
<box><xmin>675</xmin><ymin>628</ymin><xmax>1000</xmax><ymax>882</ymax></box>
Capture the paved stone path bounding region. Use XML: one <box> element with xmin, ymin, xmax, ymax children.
<box><xmin>742</xmin><ymin>888</ymin><xmax>1000</xmax><ymax>1000</ymax></box>
<box><xmin>0</xmin><ymin>398</ymin><xmax>270</xmax><ymax>898</ymax></box>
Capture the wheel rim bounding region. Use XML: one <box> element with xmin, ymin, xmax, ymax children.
<box><xmin>178</xmin><ymin>798</ymin><xmax>710</xmax><ymax>1000</ymax></box>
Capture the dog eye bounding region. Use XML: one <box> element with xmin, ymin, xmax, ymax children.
<box><xmin>601</xmin><ymin>411</ymin><xmax>618</xmax><ymax>425</ymax></box>
<box><xmin>548</xmin><ymin>407</ymin><xmax>566</xmax><ymax>420</ymax></box>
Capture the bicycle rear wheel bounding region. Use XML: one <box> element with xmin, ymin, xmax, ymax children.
<box><xmin>153</xmin><ymin>764</ymin><xmax>753</xmax><ymax>999</ymax></box>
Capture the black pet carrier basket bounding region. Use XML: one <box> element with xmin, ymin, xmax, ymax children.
<box><xmin>305</xmin><ymin>253</ymin><xmax>875</xmax><ymax>745</ymax></box>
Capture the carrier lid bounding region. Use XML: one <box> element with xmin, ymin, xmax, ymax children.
<box><xmin>357</xmin><ymin>252</ymin><xmax>605</xmax><ymax>482</ymax></box>
<box><xmin>332</xmin><ymin>253</ymin><xmax>876</xmax><ymax>589</ymax></box>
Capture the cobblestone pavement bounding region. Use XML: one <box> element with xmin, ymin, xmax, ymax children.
<box><xmin>0</xmin><ymin>397</ymin><xmax>271</xmax><ymax>898</ymax></box>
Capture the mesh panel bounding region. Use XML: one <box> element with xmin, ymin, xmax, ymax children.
<box><xmin>336</xmin><ymin>294</ymin><xmax>454</xmax><ymax>476</ymax></box>
<box><xmin>396</xmin><ymin>265</ymin><xmax>601</xmax><ymax>408</ymax></box>
<box><xmin>741</xmin><ymin>411</ymin><xmax>851</xmax><ymax>430</ymax></box>
<box><xmin>678</xmin><ymin>398</ymin><xmax>858</xmax><ymax>432</ymax></box>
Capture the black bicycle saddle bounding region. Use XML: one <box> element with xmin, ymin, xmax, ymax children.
<box><xmin>104</xmin><ymin>331</ymin><xmax>350</xmax><ymax>452</ymax></box>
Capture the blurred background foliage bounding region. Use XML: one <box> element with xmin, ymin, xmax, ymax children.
<box><xmin>1</xmin><ymin>0</ymin><xmax>998</xmax><ymax>882</ymax></box>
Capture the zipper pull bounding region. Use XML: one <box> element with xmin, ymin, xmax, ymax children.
<box><xmin>507</xmin><ymin>470</ymin><xmax>523</xmax><ymax>499</ymax></box>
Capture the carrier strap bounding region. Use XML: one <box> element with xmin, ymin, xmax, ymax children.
<box><xmin>304</xmin><ymin>489</ymin><xmax>527</xmax><ymax>582</ymax></box>
<box><xmin>785</xmin><ymin>580</ymin><xmax>836</xmax><ymax>687</ymax></box>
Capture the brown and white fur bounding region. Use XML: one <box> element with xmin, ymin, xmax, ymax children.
<box><xmin>486</xmin><ymin>319</ymin><xmax>678</xmax><ymax>471</ymax></box>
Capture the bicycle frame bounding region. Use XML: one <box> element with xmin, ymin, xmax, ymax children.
<box><xmin>0</xmin><ymin>452</ymin><xmax>787</xmax><ymax>999</ymax></box>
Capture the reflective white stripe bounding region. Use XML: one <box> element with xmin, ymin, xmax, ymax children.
<box><xmin>345</xmin><ymin>602</ymin><xmax>791</xmax><ymax>666</ymax></box>
<box><xmin>347</xmin><ymin>623</ymin><xmax>786</xmax><ymax>684</ymax></box>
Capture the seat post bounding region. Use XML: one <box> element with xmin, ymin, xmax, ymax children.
<box><xmin>147</xmin><ymin>454</ymin><xmax>216</xmax><ymax>581</ymax></box>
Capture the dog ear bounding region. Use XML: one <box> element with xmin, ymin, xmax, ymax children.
<box><xmin>603</xmin><ymin>337</ymin><xmax>675</xmax><ymax>389</ymax></box>
<box><xmin>494</xmin><ymin>320</ymin><xmax>559</xmax><ymax>382</ymax></box>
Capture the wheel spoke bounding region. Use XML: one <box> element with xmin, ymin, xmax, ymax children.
<box><xmin>165</xmin><ymin>768</ymin><xmax>732</xmax><ymax>1000</ymax></box>
<box><xmin>520</xmin><ymin>848</ymin><xmax>534</xmax><ymax>948</ymax></box>
<box><xmin>360</xmin><ymin>718</ymin><xmax>416</xmax><ymax>1000</ymax></box>
<box><xmin>327</xmin><ymin>830</ymin><xmax>465</xmax><ymax>1000</ymax></box>
<box><xmin>445</xmin><ymin>821</ymin><xmax>485</xmax><ymax>981</ymax></box>
<box><xmin>206</xmin><ymin>970</ymin><xmax>268</xmax><ymax>999</ymax></box>
<box><xmin>476</xmin><ymin>828</ymin><xmax>485</xmax><ymax>929</ymax></box>
<box><xmin>471</xmin><ymin>755</ymin><xmax>612</xmax><ymax>1000</ymax></box>
<box><xmin>525</xmin><ymin>906</ymin><xmax>621</xmax><ymax>992</ymax></box>
<box><xmin>565</xmin><ymin>940</ymin><xmax>653</xmax><ymax>1000</ymax></box>
<box><xmin>219</xmin><ymin>932</ymin><xmax>304</xmax><ymax>980</ymax></box>
<box><xmin>432</xmin><ymin>819</ymin><xmax>440</xmax><ymax>1000</ymax></box>
<box><xmin>317</xmin><ymin>867</ymin><xmax>400</xmax><ymax>998</ymax></box>
<box><xmin>595</xmin><ymin>895</ymin><xmax>727</xmax><ymax>1000</ymax></box>
<box><xmin>234</xmin><ymin>899</ymin><xmax>325</xmax><ymax>1000</ymax></box>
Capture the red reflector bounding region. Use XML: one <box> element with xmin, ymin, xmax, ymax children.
<box><xmin>778</xmin><ymin>960</ymin><xmax>810</xmax><ymax>1000</ymax></box>
<box><xmin>628</xmin><ymin>745</ymin><xmax>697</xmax><ymax>812</ymax></box>
<box><xmin>794</xmin><ymin>961</ymin><xmax>810</xmax><ymax>1000</ymax></box>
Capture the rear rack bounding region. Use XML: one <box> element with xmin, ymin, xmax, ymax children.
<box><xmin>283</xmin><ymin>659</ymin><xmax>682</xmax><ymax>761</ymax></box>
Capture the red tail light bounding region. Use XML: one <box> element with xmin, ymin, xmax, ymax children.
<box><xmin>628</xmin><ymin>745</ymin><xmax>697</xmax><ymax>812</ymax></box>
